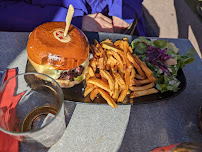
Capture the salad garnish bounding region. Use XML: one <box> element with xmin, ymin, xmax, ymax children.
<box><xmin>144</xmin><ymin>43</ymin><xmax>171</xmax><ymax>76</ymax></box>
<box><xmin>131</xmin><ymin>37</ymin><xmax>195</xmax><ymax>93</ymax></box>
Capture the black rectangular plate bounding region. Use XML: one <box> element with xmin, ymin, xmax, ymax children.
<box><xmin>26</xmin><ymin>32</ymin><xmax>186</xmax><ymax>105</ymax></box>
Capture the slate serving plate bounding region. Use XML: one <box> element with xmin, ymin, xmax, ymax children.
<box><xmin>26</xmin><ymin>32</ymin><xmax>186</xmax><ymax>104</ymax></box>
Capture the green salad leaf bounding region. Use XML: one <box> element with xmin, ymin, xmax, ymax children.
<box><xmin>167</xmin><ymin>42</ymin><xmax>179</xmax><ymax>54</ymax></box>
<box><xmin>153</xmin><ymin>39</ymin><xmax>167</xmax><ymax>48</ymax></box>
<box><xmin>176</xmin><ymin>47</ymin><xmax>195</xmax><ymax>68</ymax></box>
<box><xmin>131</xmin><ymin>37</ymin><xmax>153</xmax><ymax>55</ymax></box>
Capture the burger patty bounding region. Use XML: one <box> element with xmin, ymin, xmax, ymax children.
<box><xmin>58</xmin><ymin>65</ymin><xmax>84</xmax><ymax>81</ymax></box>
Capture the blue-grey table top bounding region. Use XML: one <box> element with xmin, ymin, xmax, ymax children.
<box><xmin>0</xmin><ymin>31</ymin><xmax>201</xmax><ymax>152</ymax></box>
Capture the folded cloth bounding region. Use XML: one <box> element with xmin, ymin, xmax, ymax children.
<box><xmin>49</xmin><ymin>103</ymin><xmax>131</xmax><ymax>152</ymax></box>
<box><xmin>0</xmin><ymin>68</ymin><xmax>20</xmax><ymax>152</ymax></box>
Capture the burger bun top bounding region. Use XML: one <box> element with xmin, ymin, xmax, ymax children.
<box><xmin>27</xmin><ymin>22</ymin><xmax>89</xmax><ymax>70</ymax></box>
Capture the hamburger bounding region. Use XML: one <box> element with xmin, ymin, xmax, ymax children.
<box><xmin>27</xmin><ymin>22</ymin><xmax>89</xmax><ymax>88</ymax></box>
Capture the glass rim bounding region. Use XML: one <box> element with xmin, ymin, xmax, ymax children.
<box><xmin>0</xmin><ymin>72</ymin><xmax>64</xmax><ymax>136</ymax></box>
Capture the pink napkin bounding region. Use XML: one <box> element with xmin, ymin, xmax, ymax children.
<box><xmin>0</xmin><ymin>68</ymin><xmax>25</xmax><ymax>152</ymax></box>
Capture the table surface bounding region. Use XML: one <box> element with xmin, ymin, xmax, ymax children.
<box><xmin>0</xmin><ymin>31</ymin><xmax>201</xmax><ymax>152</ymax></box>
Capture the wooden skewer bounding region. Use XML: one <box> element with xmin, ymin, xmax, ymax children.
<box><xmin>64</xmin><ymin>4</ymin><xmax>74</xmax><ymax>36</ymax></box>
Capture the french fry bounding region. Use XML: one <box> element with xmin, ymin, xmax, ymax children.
<box><xmin>131</xmin><ymin>78</ymin><xmax>141</xmax><ymax>86</ymax></box>
<box><xmin>107</xmin><ymin>59</ymin><xmax>116</xmax><ymax>69</ymax></box>
<box><xmin>127</xmin><ymin>52</ymin><xmax>145</xmax><ymax>77</ymax></box>
<box><xmin>149</xmin><ymin>76</ymin><xmax>157</xmax><ymax>82</ymax></box>
<box><xmin>135</xmin><ymin>63</ymin><xmax>146</xmax><ymax>77</ymax></box>
<box><xmin>90</xmin><ymin>45</ymin><xmax>95</xmax><ymax>55</ymax></box>
<box><xmin>106</xmin><ymin>54</ymin><xmax>112</xmax><ymax>66</ymax></box>
<box><xmin>98</xmin><ymin>57</ymin><xmax>105</xmax><ymax>70</ymax></box>
<box><xmin>110</xmin><ymin>51</ymin><xmax>123</xmax><ymax>67</ymax></box>
<box><xmin>95</xmin><ymin>73</ymin><xmax>101</xmax><ymax>78</ymax></box>
<box><xmin>101</xmin><ymin>76</ymin><xmax>108</xmax><ymax>84</ymax></box>
<box><xmin>138</xmin><ymin>79</ymin><xmax>152</xmax><ymax>85</ymax></box>
<box><xmin>130</xmin><ymin>88</ymin><xmax>158</xmax><ymax>98</ymax></box>
<box><xmin>123</xmin><ymin>37</ymin><xmax>129</xmax><ymax>54</ymax></box>
<box><xmin>110</xmin><ymin>50</ymin><xmax>124</xmax><ymax>73</ymax></box>
<box><xmin>117</xmin><ymin>69</ymin><xmax>130</xmax><ymax>102</ymax></box>
<box><xmin>119</xmin><ymin>41</ymin><xmax>124</xmax><ymax>50</ymax></box>
<box><xmin>126</xmin><ymin>58</ymin><xmax>133</xmax><ymax>70</ymax></box>
<box><xmin>94</xmin><ymin>39</ymin><xmax>102</xmax><ymax>48</ymax></box>
<box><xmin>140</xmin><ymin>62</ymin><xmax>155</xmax><ymax>82</ymax></box>
<box><xmin>106</xmin><ymin>50</ymin><xmax>113</xmax><ymax>56</ymax></box>
<box><xmin>102</xmin><ymin>43</ymin><xmax>122</xmax><ymax>53</ymax></box>
<box><xmin>94</xmin><ymin>39</ymin><xmax>107</xmax><ymax>62</ymax></box>
<box><xmin>108</xmin><ymin>55</ymin><xmax>118</xmax><ymax>65</ymax></box>
<box><xmin>90</xmin><ymin>88</ymin><xmax>99</xmax><ymax>101</ymax></box>
<box><xmin>128</xmin><ymin>46</ymin><xmax>133</xmax><ymax>54</ymax></box>
<box><xmin>117</xmin><ymin>65</ymin><xmax>124</xmax><ymax>74</ymax></box>
<box><xmin>126</xmin><ymin>52</ymin><xmax>136</xmax><ymax>64</ymax></box>
<box><xmin>112</xmin><ymin>79</ymin><xmax>120</xmax><ymax>100</ymax></box>
<box><xmin>134</xmin><ymin>55</ymin><xmax>153</xmax><ymax>77</ymax></box>
<box><xmin>135</xmin><ymin>74</ymin><xmax>145</xmax><ymax>80</ymax></box>
<box><xmin>138</xmin><ymin>77</ymin><xmax>157</xmax><ymax>85</ymax></box>
<box><xmin>119</xmin><ymin>71</ymin><xmax>124</xmax><ymax>80</ymax></box>
<box><xmin>110</xmin><ymin>65</ymin><xmax>117</xmax><ymax>73</ymax></box>
<box><xmin>84</xmin><ymin>86</ymin><xmax>94</xmax><ymax>97</ymax></box>
<box><xmin>125</xmin><ymin>69</ymin><xmax>131</xmax><ymax>86</ymax></box>
<box><xmin>106</xmin><ymin>64</ymin><xmax>110</xmax><ymax>70</ymax></box>
<box><xmin>130</xmin><ymin>68</ymin><xmax>136</xmax><ymax>85</ymax></box>
<box><xmin>91</xmin><ymin>44</ymin><xmax>102</xmax><ymax>57</ymax></box>
<box><xmin>86</xmin><ymin>81</ymin><xmax>95</xmax><ymax>88</ymax></box>
<box><xmin>88</xmin><ymin>67</ymin><xmax>95</xmax><ymax>77</ymax></box>
<box><xmin>134</xmin><ymin>55</ymin><xmax>156</xmax><ymax>82</ymax></box>
<box><xmin>90</xmin><ymin>58</ymin><xmax>97</xmax><ymax>72</ymax></box>
<box><xmin>85</xmin><ymin>73</ymin><xmax>90</xmax><ymax>80</ymax></box>
<box><xmin>114</xmin><ymin>40</ymin><xmax>123</xmax><ymax>47</ymax></box>
<box><xmin>100</xmin><ymin>38</ymin><xmax>113</xmax><ymax>45</ymax></box>
<box><xmin>87</xmin><ymin>77</ymin><xmax>111</xmax><ymax>93</ymax></box>
<box><xmin>100</xmin><ymin>70</ymin><xmax>115</xmax><ymax>95</ymax></box>
<box><xmin>123</xmin><ymin>37</ymin><xmax>128</xmax><ymax>41</ymax></box>
<box><xmin>98</xmin><ymin>88</ymin><xmax>117</xmax><ymax>108</ymax></box>
<box><xmin>133</xmin><ymin>54</ymin><xmax>142</xmax><ymax>65</ymax></box>
<box><xmin>129</xmin><ymin>82</ymin><xmax>155</xmax><ymax>91</ymax></box>
<box><xmin>90</xmin><ymin>45</ymin><xmax>99</xmax><ymax>59</ymax></box>
<box><xmin>113</xmin><ymin>64</ymin><xmax>118</xmax><ymax>72</ymax></box>
<box><xmin>113</xmin><ymin>72</ymin><xmax>126</xmax><ymax>89</ymax></box>
<box><xmin>118</xmin><ymin>51</ymin><xmax>126</xmax><ymax>66</ymax></box>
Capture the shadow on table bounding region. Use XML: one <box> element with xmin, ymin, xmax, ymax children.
<box><xmin>174</xmin><ymin>0</ymin><xmax>202</xmax><ymax>58</ymax></box>
<box><xmin>163</xmin><ymin>94</ymin><xmax>202</xmax><ymax>143</ymax></box>
<box><xmin>117</xmin><ymin>98</ymin><xmax>202</xmax><ymax>152</ymax></box>
<box><xmin>142</xmin><ymin>6</ymin><xmax>160</xmax><ymax>37</ymax></box>
<box><xmin>117</xmin><ymin>104</ymin><xmax>159</xmax><ymax>152</ymax></box>
<box><xmin>20</xmin><ymin>142</ymin><xmax>49</xmax><ymax>152</ymax></box>
<box><xmin>0</xmin><ymin>32</ymin><xmax>29</xmax><ymax>69</ymax></box>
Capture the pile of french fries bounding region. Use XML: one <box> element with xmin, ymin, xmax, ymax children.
<box><xmin>84</xmin><ymin>38</ymin><xmax>158</xmax><ymax>108</ymax></box>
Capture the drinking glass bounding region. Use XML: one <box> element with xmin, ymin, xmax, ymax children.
<box><xmin>0</xmin><ymin>72</ymin><xmax>65</xmax><ymax>147</ymax></box>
